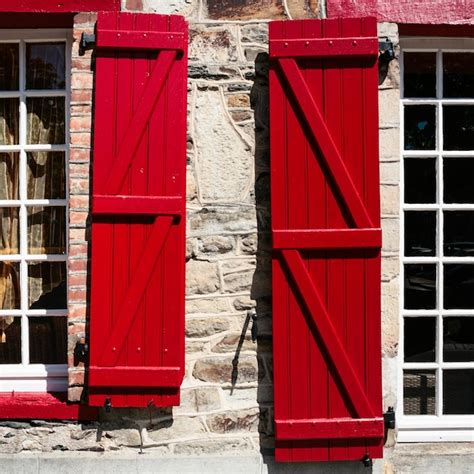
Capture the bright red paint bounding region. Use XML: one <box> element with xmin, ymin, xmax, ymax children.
<box><xmin>0</xmin><ymin>393</ymin><xmax>97</xmax><ymax>420</ymax></box>
<box><xmin>0</xmin><ymin>0</ymin><xmax>119</xmax><ymax>12</ymax></box>
<box><xmin>89</xmin><ymin>12</ymin><xmax>187</xmax><ymax>409</ymax></box>
<box><xmin>269</xmin><ymin>17</ymin><xmax>383</xmax><ymax>462</ymax></box>
<box><xmin>326</xmin><ymin>0</ymin><xmax>474</xmax><ymax>25</ymax></box>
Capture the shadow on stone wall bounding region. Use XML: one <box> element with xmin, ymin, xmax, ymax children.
<box><xmin>250</xmin><ymin>52</ymin><xmax>274</xmax><ymax>456</ymax></box>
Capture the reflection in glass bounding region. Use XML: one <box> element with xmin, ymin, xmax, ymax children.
<box><xmin>404</xmin><ymin>317</ymin><xmax>436</xmax><ymax>362</ymax></box>
<box><xmin>443</xmin><ymin>370</ymin><xmax>474</xmax><ymax>414</ymax></box>
<box><xmin>0</xmin><ymin>44</ymin><xmax>19</xmax><ymax>91</ymax></box>
<box><xmin>404</xmin><ymin>370</ymin><xmax>436</xmax><ymax>415</ymax></box>
<box><xmin>444</xmin><ymin>212</ymin><xmax>474</xmax><ymax>256</ymax></box>
<box><xmin>404</xmin><ymin>264</ymin><xmax>437</xmax><ymax>309</ymax></box>
<box><xmin>29</xmin><ymin>317</ymin><xmax>67</xmax><ymax>364</ymax></box>
<box><xmin>26</xmin><ymin>42</ymin><xmax>66</xmax><ymax>90</ymax></box>
<box><xmin>26</xmin><ymin>97</ymin><xmax>65</xmax><ymax>144</ymax></box>
<box><xmin>27</xmin><ymin>206</ymin><xmax>66</xmax><ymax>254</ymax></box>
<box><xmin>0</xmin><ymin>207</ymin><xmax>19</xmax><ymax>254</ymax></box>
<box><xmin>0</xmin><ymin>98</ymin><xmax>19</xmax><ymax>145</ymax></box>
<box><xmin>0</xmin><ymin>153</ymin><xmax>19</xmax><ymax>200</ymax></box>
<box><xmin>404</xmin><ymin>158</ymin><xmax>436</xmax><ymax>204</ymax></box>
<box><xmin>27</xmin><ymin>152</ymin><xmax>66</xmax><ymax>200</ymax></box>
<box><xmin>443</xmin><ymin>106</ymin><xmax>474</xmax><ymax>150</ymax></box>
<box><xmin>443</xmin><ymin>53</ymin><xmax>474</xmax><ymax>98</ymax></box>
<box><xmin>405</xmin><ymin>211</ymin><xmax>436</xmax><ymax>256</ymax></box>
<box><xmin>443</xmin><ymin>317</ymin><xmax>474</xmax><ymax>362</ymax></box>
<box><xmin>403</xmin><ymin>52</ymin><xmax>437</xmax><ymax>98</ymax></box>
<box><xmin>0</xmin><ymin>317</ymin><xmax>21</xmax><ymax>364</ymax></box>
<box><xmin>28</xmin><ymin>262</ymin><xmax>66</xmax><ymax>310</ymax></box>
<box><xmin>444</xmin><ymin>158</ymin><xmax>474</xmax><ymax>203</ymax></box>
<box><xmin>0</xmin><ymin>262</ymin><xmax>20</xmax><ymax>310</ymax></box>
<box><xmin>444</xmin><ymin>264</ymin><xmax>474</xmax><ymax>309</ymax></box>
<box><xmin>404</xmin><ymin>105</ymin><xmax>436</xmax><ymax>150</ymax></box>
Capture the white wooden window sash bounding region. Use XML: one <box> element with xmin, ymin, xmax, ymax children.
<box><xmin>0</xmin><ymin>30</ymin><xmax>71</xmax><ymax>392</ymax></box>
<box><xmin>398</xmin><ymin>37</ymin><xmax>474</xmax><ymax>442</ymax></box>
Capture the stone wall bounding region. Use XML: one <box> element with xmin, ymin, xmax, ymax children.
<box><xmin>2</xmin><ymin>2</ymin><xmax>472</xmax><ymax>472</ymax></box>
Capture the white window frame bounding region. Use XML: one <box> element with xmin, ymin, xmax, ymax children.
<box><xmin>398</xmin><ymin>36</ymin><xmax>474</xmax><ymax>442</ymax></box>
<box><xmin>0</xmin><ymin>29</ymin><xmax>71</xmax><ymax>392</ymax></box>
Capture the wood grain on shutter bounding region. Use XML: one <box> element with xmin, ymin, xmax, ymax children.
<box><xmin>269</xmin><ymin>17</ymin><xmax>383</xmax><ymax>462</ymax></box>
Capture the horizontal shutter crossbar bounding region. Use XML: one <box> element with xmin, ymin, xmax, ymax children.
<box><xmin>275</xmin><ymin>418</ymin><xmax>384</xmax><ymax>440</ymax></box>
<box><xmin>270</xmin><ymin>37</ymin><xmax>378</xmax><ymax>58</ymax></box>
<box><xmin>273</xmin><ymin>228</ymin><xmax>382</xmax><ymax>249</ymax></box>
<box><xmin>93</xmin><ymin>195</ymin><xmax>183</xmax><ymax>216</ymax></box>
<box><xmin>89</xmin><ymin>367</ymin><xmax>183</xmax><ymax>387</ymax></box>
<box><xmin>96</xmin><ymin>30</ymin><xmax>185</xmax><ymax>51</ymax></box>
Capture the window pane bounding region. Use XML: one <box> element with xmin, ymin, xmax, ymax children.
<box><xmin>0</xmin><ymin>153</ymin><xmax>19</xmax><ymax>200</ymax></box>
<box><xmin>443</xmin><ymin>53</ymin><xmax>474</xmax><ymax>98</ymax></box>
<box><xmin>404</xmin><ymin>370</ymin><xmax>436</xmax><ymax>415</ymax></box>
<box><xmin>405</xmin><ymin>211</ymin><xmax>436</xmax><ymax>257</ymax></box>
<box><xmin>404</xmin><ymin>317</ymin><xmax>436</xmax><ymax>362</ymax></box>
<box><xmin>27</xmin><ymin>152</ymin><xmax>66</xmax><ymax>200</ymax></box>
<box><xmin>444</xmin><ymin>317</ymin><xmax>474</xmax><ymax>362</ymax></box>
<box><xmin>0</xmin><ymin>44</ymin><xmax>19</xmax><ymax>91</ymax></box>
<box><xmin>443</xmin><ymin>106</ymin><xmax>474</xmax><ymax>151</ymax></box>
<box><xmin>404</xmin><ymin>264</ymin><xmax>437</xmax><ymax>309</ymax></box>
<box><xmin>29</xmin><ymin>317</ymin><xmax>67</xmax><ymax>364</ymax></box>
<box><xmin>0</xmin><ymin>207</ymin><xmax>19</xmax><ymax>254</ymax></box>
<box><xmin>444</xmin><ymin>158</ymin><xmax>474</xmax><ymax>203</ymax></box>
<box><xmin>444</xmin><ymin>211</ymin><xmax>474</xmax><ymax>256</ymax></box>
<box><xmin>443</xmin><ymin>370</ymin><xmax>474</xmax><ymax>414</ymax></box>
<box><xmin>28</xmin><ymin>262</ymin><xmax>66</xmax><ymax>310</ymax></box>
<box><xmin>403</xmin><ymin>52</ymin><xmax>437</xmax><ymax>98</ymax></box>
<box><xmin>404</xmin><ymin>158</ymin><xmax>437</xmax><ymax>204</ymax></box>
<box><xmin>0</xmin><ymin>98</ymin><xmax>19</xmax><ymax>145</ymax></box>
<box><xmin>27</xmin><ymin>206</ymin><xmax>66</xmax><ymax>254</ymax></box>
<box><xmin>26</xmin><ymin>42</ymin><xmax>65</xmax><ymax>90</ymax></box>
<box><xmin>26</xmin><ymin>97</ymin><xmax>65</xmax><ymax>144</ymax></box>
<box><xmin>0</xmin><ymin>317</ymin><xmax>21</xmax><ymax>364</ymax></box>
<box><xmin>404</xmin><ymin>105</ymin><xmax>436</xmax><ymax>150</ymax></box>
<box><xmin>0</xmin><ymin>262</ymin><xmax>20</xmax><ymax>310</ymax></box>
<box><xmin>444</xmin><ymin>264</ymin><xmax>474</xmax><ymax>309</ymax></box>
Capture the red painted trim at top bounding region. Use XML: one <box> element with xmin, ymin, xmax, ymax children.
<box><xmin>0</xmin><ymin>393</ymin><xmax>98</xmax><ymax>420</ymax></box>
<box><xmin>399</xmin><ymin>24</ymin><xmax>474</xmax><ymax>37</ymax></box>
<box><xmin>326</xmin><ymin>1</ymin><xmax>474</xmax><ymax>25</ymax></box>
<box><xmin>0</xmin><ymin>13</ymin><xmax>74</xmax><ymax>29</ymax></box>
<box><xmin>0</xmin><ymin>0</ymin><xmax>120</xmax><ymax>13</ymax></box>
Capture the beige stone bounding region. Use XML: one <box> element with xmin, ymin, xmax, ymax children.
<box><xmin>185</xmin><ymin>297</ymin><xmax>232</xmax><ymax>314</ymax></box>
<box><xmin>185</xmin><ymin>317</ymin><xmax>231</xmax><ymax>338</ymax></box>
<box><xmin>198</xmin><ymin>235</ymin><xmax>235</xmax><ymax>255</ymax></box>
<box><xmin>146</xmin><ymin>417</ymin><xmax>206</xmax><ymax>443</ymax></box>
<box><xmin>189</xmin><ymin>25</ymin><xmax>238</xmax><ymax>64</ymax></box>
<box><xmin>381</xmin><ymin>185</ymin><xmax>400</xmax><ymax>216</ymax></box>
<box><xmin>172</xmin><ymin>438</ymin><xmax>252</xmax><ymax>455</ymax></box>
<box><xmin>186</xmin><ymin>260</ymin><xmax>220</xmax><ymax>295</ymax></box>
<box><xmin>382</xmin><ymin>217</ymin><xmax>400</xmax><ymax>252</ymax></box>
<box><xmin>212</xmin><ymin>334</ymin><xmax>255</xmax><ymax>353</ymax></box>
<box><xmin>379</xmin><ymin>128</ymin><xmax>400</xmax><ymax>161</ymax></box>
<box><xmin>379</xmin><ymin>88</ymin><xmax>400</xmax><ymax>128</ymax></box>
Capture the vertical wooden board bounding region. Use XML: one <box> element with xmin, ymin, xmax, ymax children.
<box><xmin>89</xmin><ymin>12</ymin><xmax>187</xmax><ymax>408</ymax></box>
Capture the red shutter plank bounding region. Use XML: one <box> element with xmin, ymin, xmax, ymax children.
<box><xmin>270</xmin><ymin>17</ymin><xmax>383</xmax><ymax>462</ymax></box>
<box><xmin>89</xmin><ymin>12</ymin><xmax>187</xmax><ymax>408</ymax></box>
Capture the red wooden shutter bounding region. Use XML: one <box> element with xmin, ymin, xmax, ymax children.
<box><xmin>88</xmin><ymin>12</ymin><xmax>187</xmax><ymax>408</ymax></box>
<box><xmin>269</xmin><ymin>17</ymin><xmax>383</xmax><ymax>462</ymax></box>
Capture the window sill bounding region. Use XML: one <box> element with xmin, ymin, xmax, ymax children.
<box><xmin>0</xmin><ymin>392</ymin><xmax>97</xmax><ymax>420</ymax></box>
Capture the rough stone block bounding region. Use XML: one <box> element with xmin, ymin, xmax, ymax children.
<box><xmin>189</xmin><ymin>26</ymin><xmax>238</xmax><ymax>64</ymax></box>
<box><xmin>205</xmin><ymin>0</ymin><xmax>284</xmax><ymax>20</ymax></box>
<box><xmin>186</xmin><ymin>260</ymin><xmax>220</xmax><ymax>295</ymax></box>
<box><xmin>382</xmin><ymin>217</ymin><xmax>399</xmax><ymax>252</ymax></box>
<box><xmin>286</xmin><ymin>0</ymin><xmax>320</xmax><ymax>19</ymax></box>
<box><xmin>185</xmin><ymin>297</ymin><xmax>232</xmax><ymax>314</ymax></box>
<box><xmin>193</xmin><ymin>355</ymin><xmax>259</xmax><ymax>384</ymax></box>
<box><xmin>381</xmin><ymin>185</ymin><xmax>399</xmax><ymax>216</ymax></box>
<box><xmin>240</xmin><ymin>24</ymin><xmax>268</xmax><ymax>44</ymax></box>
<box><xmin>189</xmin><ymin>206</ymin><xmax>257</xmax><ymax>236</ymax></box>
<box><xmin>233</xmin><ymin>296</ymin><xmax>255</xmax><ymax>310</ymax></box>
<box><xmin>146</xmin><ymin>417</ymin><xmax>206</xmax><ymax>443</ymax></box>
<box><xmin>172</xmin><ymin>437</ymin><xmax>252</xmax><ymax>455</ymax></box>
<box><xmin>198</xmin><ymin>236</ymin><xmax>235</xmax><ymax>255</ymax></box>
<box><xmin>194</xmin><ymin>90</ymin><xmax>253</xmax><ymax>203</ymax></box>
<box><xmin>379</xmin><ymin>88</ymin><xmax>400</xmax><ymax>128</ymax></box>
<box><xmin>186</xmin><ymin>317</ymin><xmax>231</xmax><ymax>338</ymax></box>
<box><xmin>206</xmin><ymin>407</ymin><xmax>259</xmax><ymax>434</ymax></box>
<box><xmin>212</xmin><ymin>334</ymin><xmax>255</xmax><ymax>353</ymax></box>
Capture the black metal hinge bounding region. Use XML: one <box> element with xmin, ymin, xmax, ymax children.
<box><xmin>384</xmin><ymin>406</ymin><xmax>396</xmax><ymax>429</ymax></box>
<box><xmin>79</xmin><ymin>33</ymin><xmax>96</xmax><ymax>56</ymax></box>
<box><xmin>379</xmin><ymin>38</ymin><xmax>395</xmax><ymax>63</ymax></box>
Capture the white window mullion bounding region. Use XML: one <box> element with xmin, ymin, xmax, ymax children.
<box><xmin>18</xmin><ymin>38</ymin><xmax>29</xmax><ymax>366</ymax></box>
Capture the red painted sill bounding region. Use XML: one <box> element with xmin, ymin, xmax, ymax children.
<box><xmin>0</xmin><ymin>392</ymin><xmax>97</xmax><ymax>420</ymax></box>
